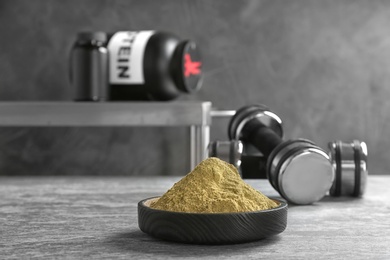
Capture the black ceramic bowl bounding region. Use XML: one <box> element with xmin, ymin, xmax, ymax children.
<box><xmin>138</xmin><ymin>196</ymin><xmax>288</xmax><ymax>244</ymax></box>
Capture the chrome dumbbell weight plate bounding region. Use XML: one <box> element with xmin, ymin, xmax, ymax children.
<box><xmin>267</xmin><ymin>139</ymin><xmax>334</xmax><ymax>205</ymax></box>
<box><xmin>328</xmin><ymin>140</ymin><xmax>368</xmax><ymax>197</ymax></box>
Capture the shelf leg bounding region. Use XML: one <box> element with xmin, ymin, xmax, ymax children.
<box><xmin>190</xmin><ymin>125</ymin><xmax>210</xmax><ymax>169</ymax></box>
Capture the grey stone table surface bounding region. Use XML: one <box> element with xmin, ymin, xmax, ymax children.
<box><xmin>0</xmin><ymin>175</ymin><xmax>389</xmax><ymax>259</ymax></box>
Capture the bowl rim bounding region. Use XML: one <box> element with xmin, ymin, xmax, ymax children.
<box><xmin>138</xmin><ymin>196</ymin><xmax>288</xmax><ymax>216</ymax></box>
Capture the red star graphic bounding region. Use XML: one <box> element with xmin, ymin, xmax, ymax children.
<box><xmin>184</xmin><ymin>54</ymin><xmax>201</xmax><ymax>77</ymax></box>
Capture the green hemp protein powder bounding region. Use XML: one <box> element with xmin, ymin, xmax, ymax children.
<box><xmin>150</xmin><ymin>157</ymin><xmax>279</xmax><ymax>213</ymax></box>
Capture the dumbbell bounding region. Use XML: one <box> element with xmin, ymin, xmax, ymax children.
<box><xmin>328</xmin><ymin>140</ymin><xmax>368</xmax><ymax>197</ymax></box>
<box><xmin>208</xmin><ymin>105</ymin><xmax>369</xmax><ymax>204</ymax></box>
<box><xmin>209</xmin><ymin>138</ymin><xmax>368</xmax><ymax>199</ymax></box>
<box><xmin>226</xmin><ymin>104</ymin><xmax>335</xmax><ymax>205</ymax></box>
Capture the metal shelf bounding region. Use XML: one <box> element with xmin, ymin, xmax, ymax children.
<box><xmin>0</xmin><ymin>101</ymin><xmax>212</xmax><ymax>169</ymax></box>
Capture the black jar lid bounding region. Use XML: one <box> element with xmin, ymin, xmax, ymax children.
<box><xmin>172</xmin><ymin>41</ymin><xmax>203</xmax><ymax>93</ymax></box>
<box><xmin>76</xmin><ymin>32</ymin><xmax>107</xmax><ymax>44</ymax></box>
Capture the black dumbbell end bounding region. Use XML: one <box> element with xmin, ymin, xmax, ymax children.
<box><xmin>228</xmin><ymin>104</ymin><xmax>283</xmax><ymax>156</ymax></box>
<box><xmin>328</xmin><ymin>140</ymin><xmax>368</xmax><ymax>197</ymax></box>
<box><xmin>268</xmin><ymin>140</ymin><xmax>335</xmax><ymax>205</ymax></box>
<box><xmin>208</xmin><ymin>140</ymin><xmax>243</xmax><ymax>168</ymax></box>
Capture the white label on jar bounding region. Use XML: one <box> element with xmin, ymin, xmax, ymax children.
<box><xmin>108</xmin><ymin>31</ymin><xmax>154</xmax><ymax>84</ymax></box>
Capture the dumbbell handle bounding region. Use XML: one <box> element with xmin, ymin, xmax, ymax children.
<box><xmin>241</xmin><ymin>119</ymin><xmax>283</xmax><ymax>157</ymax></box>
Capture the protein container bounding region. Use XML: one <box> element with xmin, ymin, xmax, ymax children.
<box><xmin>107</xmin><ymin>31</ymin><xmax>203</xmax><ymax>100</ymax></box>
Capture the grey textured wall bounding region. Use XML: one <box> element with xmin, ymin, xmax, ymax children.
<box><xmin>0</xmin><ymin>0</ymin><xmax>388</xmax><ymax>175</ymax></box>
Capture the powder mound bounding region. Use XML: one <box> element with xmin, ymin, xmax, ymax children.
<box><xmin>150</xmin><ymin>157</ymin><xmax>279</xmax><ymax>213</ymax></box>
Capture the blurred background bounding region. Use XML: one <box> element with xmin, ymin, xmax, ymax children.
<box><xmin>0</xmin><ymin>0</ymin><xmax>387</xmax><ymax>175</ymax></box>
